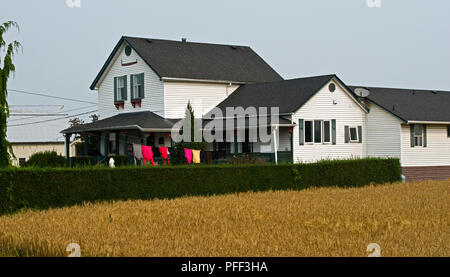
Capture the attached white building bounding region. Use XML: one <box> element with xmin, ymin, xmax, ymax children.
<box><xmin>62</xmin><ymin>36</ymin><xmax>450</xmax><ymax>181</ymax></box>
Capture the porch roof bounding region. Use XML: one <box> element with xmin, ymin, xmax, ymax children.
<box><xmin>61</xmin><ymin>111</ymin><xmax>179</xmax><ymax>134</ymax></box>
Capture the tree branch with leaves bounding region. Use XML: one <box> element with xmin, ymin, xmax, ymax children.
<box><xmin>0</xmin><ymin>21</ymin><xmax>22</xmax><ymax>167</ymax></box>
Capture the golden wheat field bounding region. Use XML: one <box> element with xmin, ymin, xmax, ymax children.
<box><xmin>0</xmin><ymin>179</ymin><xmax>449</xmax><ymax>257</ymax></box>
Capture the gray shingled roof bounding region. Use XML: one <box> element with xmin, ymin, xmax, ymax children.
<box><xmin>212</xmin><ymin>75</ymin><xmax>337</xmax><ymax>114</ymax></box>
<box><xmin>61</xmin><ymin>111</ymin><xmax>178</xmax><ymax>134</ymax></box>
<box><xmin>91</xmin><ymin>36</ymin><xmax>283</xmax><ymax>89</ymax></box>
<box><xmin>349</xmin><ymin>86</ymin><xmax>450</xmax><ymax>122</ymax></box>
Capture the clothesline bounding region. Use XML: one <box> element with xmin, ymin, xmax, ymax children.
<box><xmin>132</xmin><ymin>144</ymin><xmax>203</xmax><ymax>166</ymax></box>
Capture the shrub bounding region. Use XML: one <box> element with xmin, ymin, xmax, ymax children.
<box><xmin>0</xmin><ymin>158</ymin><xmax>401</xmax><ymax>215</ymax></box>
<box><xmin>105</xmin><ymin>155</ymin><xmax>130</xmax><ymax>167</ymax></box>
<box><xmin>22</xmin><ymin>151</ymin><xmax>67</xmax><ymax>168</ymax></box>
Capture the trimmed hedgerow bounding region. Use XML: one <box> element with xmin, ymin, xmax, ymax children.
<box><xmin>0</xmin><ymin>158</ymin><xmax>400</xmax><ymax>215</ymax></box>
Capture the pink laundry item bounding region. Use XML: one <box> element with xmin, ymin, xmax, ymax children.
<box><xmin>184</xmin><ymin>148</ymin><xmax>193</xmax><ymax>165</ymax></box>
<box><xmin>141</xmin><ymin>145</ymin><xmax>155</xmax><ymax>166</ymax></box>
<box><xmin>160</xmin><ymin>147</ymin><xmax>170</xmax><ymax>165</ymax></box>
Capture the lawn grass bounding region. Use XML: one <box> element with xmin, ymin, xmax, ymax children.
<box><xmin>0</xmin><ymin>179</ymin><xmax>448</xmax><ymax>257</ymax></box>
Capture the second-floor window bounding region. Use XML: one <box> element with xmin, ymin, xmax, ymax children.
<box><xmin>131</xmin><ymin>73</ymin><xmax>145</xmax><ymax>100</ymax></box>
<box><xmin>114</xmin><ymin>76</ymin><xmax>127</xmax><ymax>102</ymax></box>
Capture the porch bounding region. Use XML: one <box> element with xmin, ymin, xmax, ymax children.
<box><xmin>61</xmin><ymin>111</ymin><xmax>294</xmax><ymax>166</ymax></box>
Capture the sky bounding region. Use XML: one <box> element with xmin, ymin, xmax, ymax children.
<box><xmin>2</xmin><ymin>0</ymin><xmax>450</xmax><ymax>118</ymax></box>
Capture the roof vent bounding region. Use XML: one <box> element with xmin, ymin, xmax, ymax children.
<box><xmin>181</xmin><ymin>38</ymin><xmax>187</xmax><ymax>43</ymax></box>
<box><xmin>146</xmin><ymin>39</ymin><xmax>152</xmax><ymax>43</ymax></box>
<box><xmin>231</xmin><ymin>45</ymin><xmax>237</xmax><ymax>50</ymax></box>
<box><xmin>431</xmin><ymin>90</ymin><xmax>438</xmax><ymax>94</ymax></box>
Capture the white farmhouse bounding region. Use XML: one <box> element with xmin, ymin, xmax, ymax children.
<box><xmin>62</xmin><ymin>36</ymin><xmax>450</xmax><ymax>181</ymax></box>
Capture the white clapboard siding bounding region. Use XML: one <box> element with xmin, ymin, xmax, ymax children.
<box><xmin>292</xmin><ymin>80</ymin><xmax>366</xmax><ymax>163</ymax></box>
<box><xmin>97</xmin><ymin>42</ymin><xmax>164</xmax><ymax>119</ymax></box>
<box><xmin>365</xmin><ymin>103</ymin><xmax>402</xmax><ymax>159</ymax></box>
<box><xmin>164</xmin><ymin>82</ymin><xmax>239</xmax><ymax>119</ymax></box>
<box><xmin>401</xmin><ymin>124</ymin><xmax>450</xmax><ymax>166</ymax></box>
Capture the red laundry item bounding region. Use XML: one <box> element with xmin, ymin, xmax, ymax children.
<box><xmin>141</xmin><ymin>145</ymin><xmax>155</xmax><ymax>166</ymax></box>
<box><xmin>160</xmin><ymin>147</ymin><xmax>170</xmax><ymax>165</ymax></box>
<box><xmin>184</xmin><ymin>148</ymin><xmax>193</xmax><ymax>165</ymax></box>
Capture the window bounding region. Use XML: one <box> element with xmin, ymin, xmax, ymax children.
<box><xmin>349</xmin><ymin>127</ymin><xmax>359</xmax><ymax>142</ymax></box>
<box><xmin>125</xmin><ymin>45</ymin><xmax>132</xmax><ymax>56</ymax></box>
<box><xmin>414</xmin><ymin>124</ymin><xmax>423</xmax><ymax>146</ymax></box>
<box><xmin>314</xmin><ymin>120</ymin><xmax>322</xmax><ymax>143</ymax></box>
<box><xmin>131</xmin><ymin>73</ymin><xmax>144</xmax><ymax>99</ymax></box>
<box><xmin>19</xmin><ymin>158</ymin><xmax>26</xmax><ymax>167</ymax></box>
<box><xmin>329</xmin><ymin>83</ymin><xmax>336</xmax><ymax>92</ymax></box>
<box><xmin>304</xmin><ymin>120</ymin><xmax>332</xmax><ymax>144</ymax></box>
<box><xmin>116</xmin><ymin>76</ymin><xmax>126</xmax><ymax>101</ymax></box>
<box><xmin>323</xmin><ymin>121</ymin><xmax>331</xmax><ymax>143</ymax></box>
<box><xmin>305</xmin><ymin>121</ymin><xmax>313</xmax><ymax>143</ymax></box>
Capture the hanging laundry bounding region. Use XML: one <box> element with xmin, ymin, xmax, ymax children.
<box><xmin>141</xmin><ymin>145</ymin><xmax>155</xmax><ymax>166</ymax></box>
<box><xmin>133</xmin><ymin>144</ymin><xmax>143</xmax><ymax>160</ymax></box>
<box><xmin>184</xmin><ymin>148</ymin><xmax>193</xmax><ymax>165</ymax></box>
<box><xmin>160</xmin><ymin>147</ymin><xmax>170</xmax><ymax>165</ymax></box>
<box><xmin>152</xmin><ymin>146</ymin><xmax>161</xmax><ymax>158</ymax></box>
<box><xmin>192</xmin><ymin>150</ymin><xmax>201</xmax><ymax>164</ymax></box>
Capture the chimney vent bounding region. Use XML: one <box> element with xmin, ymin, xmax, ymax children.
<box><xmin>181</xmin><ymin>38</ymin><xmax>187</xmax><ymax>42</ymax></box>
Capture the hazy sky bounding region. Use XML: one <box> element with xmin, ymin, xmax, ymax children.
<box><xmin>2</xmin><ymin>0</ymin><xmax>450</xmax><ymax>114</ymax></box>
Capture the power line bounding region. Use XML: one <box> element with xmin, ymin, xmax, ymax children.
<box><xmin>8</xmin><ymin>89</ymin><xmax>97</xmax><ymax>105</ymax></box>
<box><xmin>10</xmin><ymin>113</ymin><xmax>69</xmax><ymax>116</ymax></box>
<box><xmin>8</xmin><ymin>110</ymin><xmax>98</xmax><ymax>127</ymax></box>
<box><xmin>8</xmin><ymin>105</ymin><xmax>98</xmax><ymax>122</ymax></box>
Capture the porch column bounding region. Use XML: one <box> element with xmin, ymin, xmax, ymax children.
<box><xmin>142</xmin><ymin>132</ymin><xmax>147</xmax><ymax>146</ymax></box>
<box><xmin>65</xmin><ymin>133</ymin><xmax>72</xmax><ymax>159</ymax></box>
<box><xmin>234</xmin><ymin>130</ymin><xmax>238</xmax><ymax>154</ymax></box>
<box><xmin>123</xmin><ymin>132</ymin><xmax>128</xmax><ymax>155</ymax></box>
<box><xmin>83</xmin><ymin>133</ymin><xmax>89</xmax><ymax>156</ymax></box>
<box><xmin>115</xmin><ymin>131</ymin><xmax>120</xmax><ymax>155</ymax></box>
<box><xmin>104</xmin><ymin>132</ymin><xmax>109</xmax><ymax>156</ymax></box>
<box><xmin>290</xmin><ymin>127</ymin><xmax>294</xmax><ymax>163</ymax></box>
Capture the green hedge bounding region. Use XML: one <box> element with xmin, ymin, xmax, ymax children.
<box><xmin>23</xmin><ymin>151</ymin><xmax>67</xmax><ymax>168</ymax></box>
<box><xmin>0</xmin><ymin>158</ymin><xmax>401</xmax><ymax>215</ymax></box>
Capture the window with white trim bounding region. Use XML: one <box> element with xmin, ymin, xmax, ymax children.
<box><xmin>116</xmin><ymin>77</ymin><xmax>125</xmax><ymax>101</ymax></box>
<box><xmin>323</xmin><ymin>120</ymin><xmax>331</xmax><ymax>143</ymax></box>
<box><xmin>305</xmin><ymin>120</ymin><xmax>332</xmax><ymax>144</ymax></box>
<box><xmin>132</xmin><ymin>73</ymin><xmax>143</xmax><ymax>99</ymax></box>
<box><xmin>349</xmin><ymin>127</ymin><xmax>359</xmax><ymax>142</ymax></box>
<box><xmin>414</xmin><ymin>124</ymin><xmax>424</xmax><ymax>146</ymax></box>
<box><xmin>305</xmin><ymin>121</ymin><xmax>313</xmax><ymax>143</ymax></box>
<box><xmin>314</xmin><ymin>120</ymin><xmax>322</xmax><ymax>143</ymax></box>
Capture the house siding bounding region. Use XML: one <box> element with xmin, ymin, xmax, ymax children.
<box><xmin>97</xmin><ymin>43</ymin><xmax>164</xmax><ymax>119</ymax></box>
<box><xmin>164</xmin><ymin>81</ymin><xmax>239</xmax><ymax>119</ymax></box>
<box><xmin>401</xmin><ymin>124</ymin><xmax>450</xmax><ymax>167</ymax></box>
<box><xmin>365</xmin><ymin>102</ymin><xmax>402</xmax><ymax>159</ymax></box>
<box><xmin>292</xmin><ymin>80</ymin><xmax>366</xmax><ymax>163</ymax></box>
